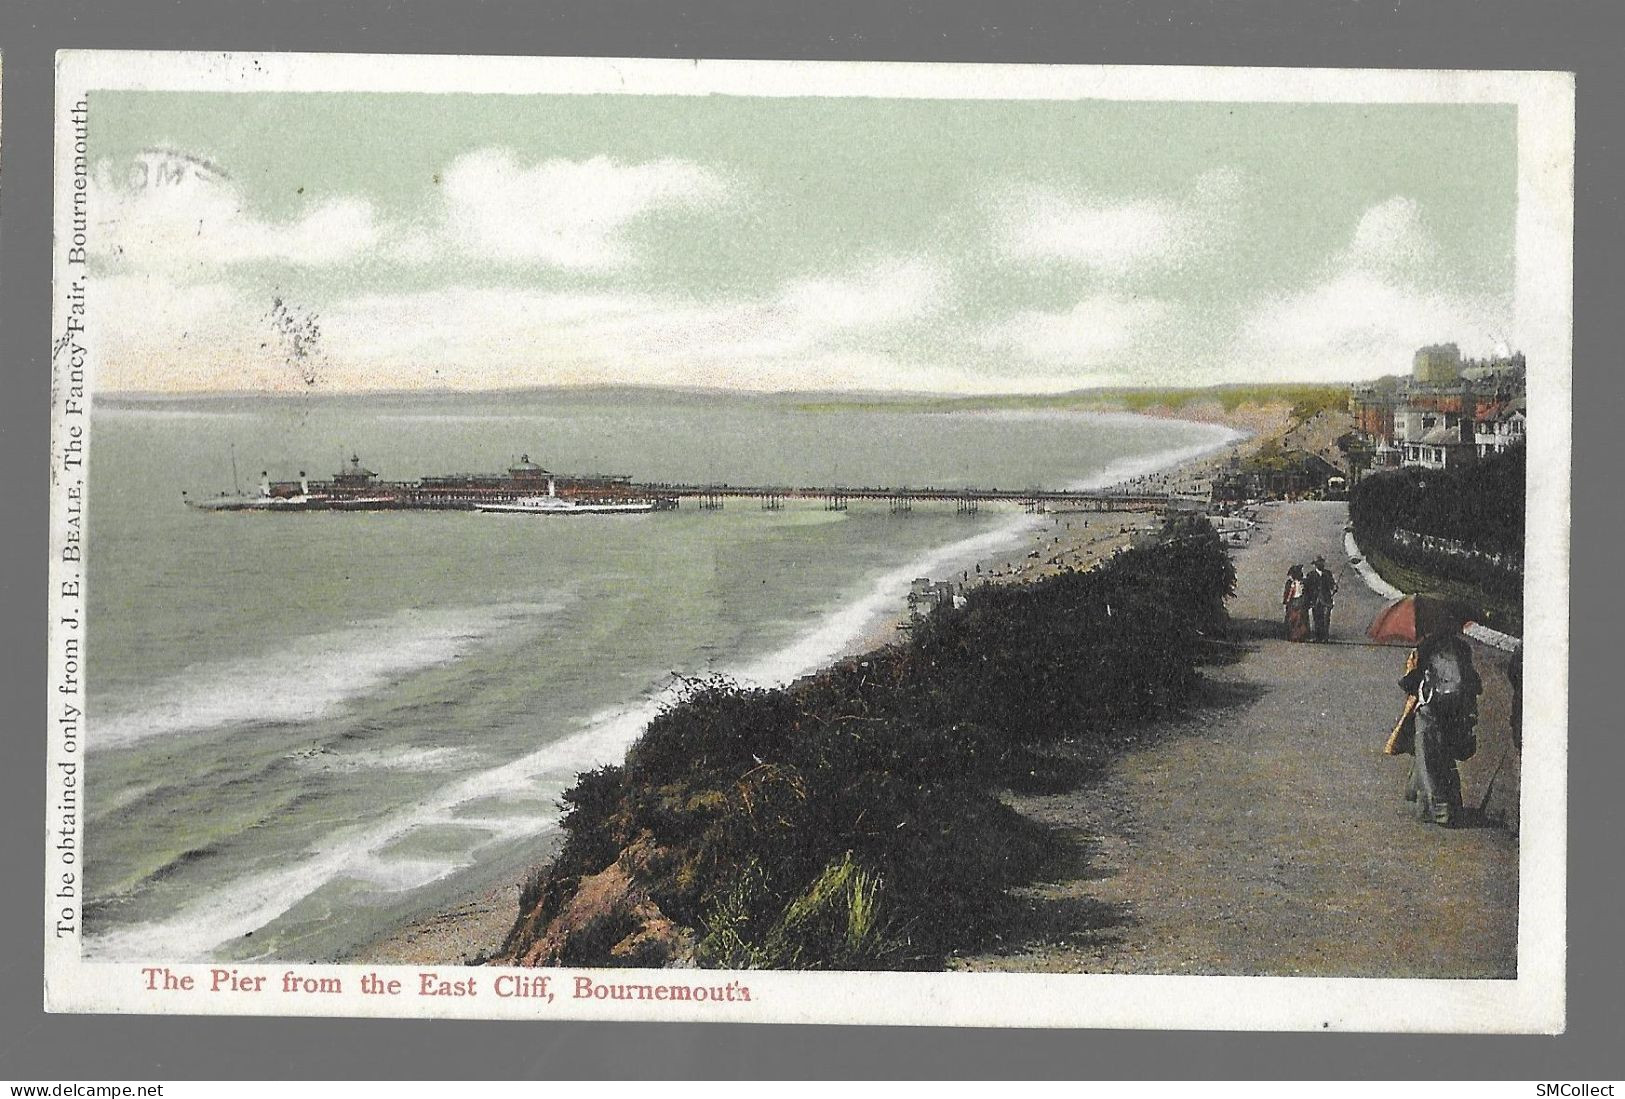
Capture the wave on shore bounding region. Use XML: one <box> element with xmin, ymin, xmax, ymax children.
<box><xmin>1068</xmin><ymin>422</ymin><xmax>1245</xmax><ymax>491</ymax></box>
<box><xmin>92</xmin><ymin>601</ymin><xmax>563</xmax><ymax>749</ymax></box>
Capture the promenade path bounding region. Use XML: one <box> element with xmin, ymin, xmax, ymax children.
<box><xmin>957</xmin><ymin>500</ymin><xmax>1521</xmax><ymax>978</ymax></box>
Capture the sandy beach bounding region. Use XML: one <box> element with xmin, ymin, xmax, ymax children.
<box><xmin>345</xmin><ymin>408</ymin><xmax>1289</xmax><ymax>966</ymax></box>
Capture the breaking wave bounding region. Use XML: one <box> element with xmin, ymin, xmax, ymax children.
<box><xmin>290</xmin><ymin>745</ymin><xmax>476</xmax><ymax>773</ymax></box>
<box><xmin>84</xmin><ymin>691</ymin><xmax>666</xmax><ymax>961</ymax></box>
<box><xmin>92</xmin><ymin>601</ymin><xmax>562</xmax><ymax>749</ymax></box>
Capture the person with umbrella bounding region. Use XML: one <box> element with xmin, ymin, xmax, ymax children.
<box><xmin>1374</xmin><ymin>594</ymin><xmax>1483</xmax><ymax>827</ymax></box>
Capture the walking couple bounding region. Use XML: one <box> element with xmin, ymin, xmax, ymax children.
<box><xmin>1282</xmin><ymin>555</ymin><xmax>1338</xmax><ymax>642</ymax></box>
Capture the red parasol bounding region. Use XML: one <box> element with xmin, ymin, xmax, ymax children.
<box><xmin>1366</xmin><ymin>593</ymin><xmax>1472</xmax><ymax>645</ymax></box>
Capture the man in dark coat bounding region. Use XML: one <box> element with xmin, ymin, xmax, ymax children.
<box><xmin>1307</xmin><ymin>555</ymin><xmax>1338</xmax><ymax>642</ymax></box>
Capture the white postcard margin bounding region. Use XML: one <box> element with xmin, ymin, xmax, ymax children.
<box><xmin>45</xmin><ymin>51</ymin><xmax>1573</xmax><ymax>1031</ymax></box>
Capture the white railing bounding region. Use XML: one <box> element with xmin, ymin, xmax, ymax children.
<box><xmin>1390</xmin><ymin>528</ymin><xmax>1523</xmax><ymax>576</ymax></box>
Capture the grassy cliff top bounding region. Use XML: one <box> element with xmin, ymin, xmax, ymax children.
<box><xmin>794</xmin><ymin>383</ymin><xmax>1350</xmax><ymax>420</ymax></box>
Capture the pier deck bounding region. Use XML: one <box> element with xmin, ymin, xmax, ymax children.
<box><xmin>634</xmin><ymin>483</ymin><xmax>1198</xmax><ymax>512</ymax></box>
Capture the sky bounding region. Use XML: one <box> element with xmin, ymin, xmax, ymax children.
<box><xmin>87</xmin><ymin>91</ymin><xmax>1519</xmax><ymax>395</ymax></box>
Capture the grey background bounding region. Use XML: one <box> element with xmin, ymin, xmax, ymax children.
<box><xmin>0</xmin><ymin>0</ymin><xmax>1618</xmax><ymax>1081</ymax></box>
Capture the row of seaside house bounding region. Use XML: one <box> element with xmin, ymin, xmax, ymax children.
<box><xmin>1349</xmin><ymin>343</ymin><xmax>1527</xmax><ymax>472</ymax></box>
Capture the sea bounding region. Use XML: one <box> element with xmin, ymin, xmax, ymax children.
<box><xmin>81</xmin><ymin>387</ymin><xmax>1239</xmax><ymax>963</ymax></box>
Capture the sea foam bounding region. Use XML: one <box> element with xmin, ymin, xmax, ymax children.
<box><xmin>93</xmin><ymin>601</ymin><xmax>562</xmax><ymax>749</ymax></box>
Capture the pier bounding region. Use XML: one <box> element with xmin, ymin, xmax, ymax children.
<box><xmin>632</xmin><ymin>483</ymin><xmax>1197</xmax><ymax>513</ymax></box>
<box><xmin>188</xmin><ymin>452</ymin><xmax>1205</xmax><ymax>514</ymax></box>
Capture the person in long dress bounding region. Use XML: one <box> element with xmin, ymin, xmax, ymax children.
<box><xmin>1282</xmin><ymin>565</ymin><xmax>1309</xmax><ymax>642</ymax></box>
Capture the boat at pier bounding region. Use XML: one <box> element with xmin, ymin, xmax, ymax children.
<box><xmin>475</xmin><ymin>496</ymin><xmax>657</xmax><ymax>516</ymax></box>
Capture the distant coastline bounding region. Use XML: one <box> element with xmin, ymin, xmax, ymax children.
<box><xmin>94</xmin><ymin>380</ymin><xmax>1347</xmax><ymax>411</ymax></box>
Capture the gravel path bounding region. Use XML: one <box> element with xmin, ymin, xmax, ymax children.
<box><xmin>956</xmin><ymin>500</ymin><xmax>1520</xmax><ymax>978</ymax></box>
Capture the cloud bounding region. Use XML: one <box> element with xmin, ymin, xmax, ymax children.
<box><xmin>997</xmin><ymin>193</ymin><xmax>1178</xmax><ymax>274</ymax></box>
<box><xmin>99</xmin><ymin>256</ymin><xmax>960</xmax><ymax>394</ymax></box>
<box><xmin>92</xmin><ymin>158</ymin><xmax>381</xmax><ymax>276</ymax></box>
<box><xmin>577</xmin><ymin>256</ymin><xmax>949</xmax><ymax>368</ymax></box>
<box><xmin>92</xmin><ymin>147</ymin><xmax>737</xmax><ymax>281</ymax></box>
<box><xmin>991</xmin><ymin>168</ymin><xmax>1241</xmax><ymax>278</ymax></box>
<box><xmin>436</xmin><ymin>150</ymin><xmax>733</xmax><ymax>270</ymax></box>
<box><xmin>981</xmin><ymin>293</ymin><xmax>1170</xmax><ymax>368</ymax></box>
<box><xmin>1237</xmin><ymin>197</ymin><xmax>1508</xmax><ymax>380</ymax></box>
<box><xmin>1339</xmin><ymin>195</ymin><xmax>1437</xmax><ymax>278</ymax></box>
<box><xmin>323</xmin><ymin>257</ymin><xmax>948</xmax><ymax>377</ymax></box>
<box><xmin>1246</xmin><ymin>272</ymin><xmax>1499</xmax><ymax>353</ymax></box>
<box><xmin>775</xmin><ymin>258</ymin><xmax>945</xmax><ymax>332</ymax></box>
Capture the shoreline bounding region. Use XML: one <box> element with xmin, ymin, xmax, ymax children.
<box><xmin>343</xmin><ymin>407</ymin><xmax>1284</xmax><ymax>967</ymax></box>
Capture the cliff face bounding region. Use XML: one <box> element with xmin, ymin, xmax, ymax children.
<box><xmin>501</xmin><ymin>835</ymin><xmax>695</xmax><ymax>968</ymax></box>
<box><xmin>498</xmin><ymin>515</ymin><xmax>1237</xmax><ymax>972</ymax></box>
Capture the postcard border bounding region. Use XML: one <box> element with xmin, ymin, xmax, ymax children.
<box><xmin>45</xmin><ymin>50</ymin><xmax>1572</xmax><ymax>1033</ymax></box>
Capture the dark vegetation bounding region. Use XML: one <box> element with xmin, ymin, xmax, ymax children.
<box><xmin>1247</xmin><ymin>437</ymin><xmax>1306</xmax><ymax>471</ymax></box>
<box><xmin>1349</xmin><ymin>444</ymin><xmax>1525</xmax><ymax>633</ymax></box>
<box><xmin>501</xmin><ymin>516</ymin><xmax>1237</xmax><ymax>971</ymax></box>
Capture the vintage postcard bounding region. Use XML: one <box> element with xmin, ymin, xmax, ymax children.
<box><xmin>46</xmin><ymin>52</ymin><xmax>1571</xmax><ymax>1030</ymax></box>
